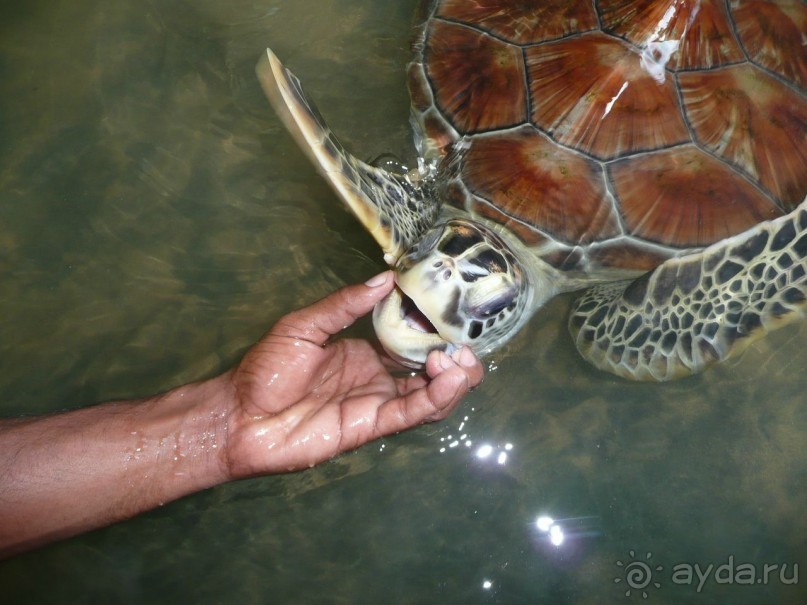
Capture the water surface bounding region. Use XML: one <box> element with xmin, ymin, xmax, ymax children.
<box><xmin>1</xmin><ymin>1</ymin><xmax>805</xmax><ymax>603</ymax></box>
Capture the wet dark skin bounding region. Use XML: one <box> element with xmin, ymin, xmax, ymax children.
<box><xmin>0</xmin><ymin>272</ymin><xmax>483</xmax><ymax>558</ymax></box>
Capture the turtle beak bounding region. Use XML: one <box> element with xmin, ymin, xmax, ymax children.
<box><xmin>372</xmin><ymin>285</ymin><xmax>454</xmax><ymax>368</ymax></box>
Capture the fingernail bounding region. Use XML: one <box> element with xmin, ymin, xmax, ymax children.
<box><xmin>439</xmin><ymin>351</ymin><xmax>455</xmax><ymax>371</ymax></box>
<box><xmin>458</xmin><ymin>346</ymin><xmax>477</xmax><ymax>368</ymax></box>
<box><xmin>364</xmin><ymin>271</ymin><xmax>390</xmax><ymax>288</ymax></box>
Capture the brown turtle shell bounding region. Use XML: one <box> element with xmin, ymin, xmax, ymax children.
<box><xmin>410</xmin><ymin>0</ymin><xmax>807</xmax><ymax>275</ymax></box>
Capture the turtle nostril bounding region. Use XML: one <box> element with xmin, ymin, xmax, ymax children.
<box><xmin>442</xmin><ymin>268</ymin><xmax>452</xmax><ymax>280</ymax></box>
<box><xmin>433</xmin><ymin>260</ymin><xmax>443</xmax><ymax>268</ymax></box>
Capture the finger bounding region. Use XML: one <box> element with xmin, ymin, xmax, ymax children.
<box><xmin>394</xmin><ymin>347</ymin><xmax>483</xmax><ymax>396</ymax></box>
<box><xmin>376</xmin><ymin>348</ymin><xmax>484</xmax><ymax>434</ymax></box>
<box><xmin>272</xmin><ymin>271</ymin><xmax>394</xmax><ymax>345</ymax></box>
<box><xmin>425</xmin><ymin>346</ymin><xmax>484</xmax><ymax>384</ymax></box>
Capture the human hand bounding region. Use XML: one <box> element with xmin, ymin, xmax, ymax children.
<box><xmin>0</xmin><ymin>271</ymin><xmax>482</xmax><ymax>555</ymax></box>
<box><xmin>223</xmin><ymin>271</ymin><xmax>483</xmax><ymax>478</ymax></box>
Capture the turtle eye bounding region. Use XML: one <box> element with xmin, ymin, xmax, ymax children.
<box><xmin>474</xmin><ymin>295</ymin><xmax>513</xmax><ymax>318</ymax></box>
<box><xmin>460</xmin><ymin>264</ymin><xmax>489</xmax><ymax>283</ymax></box>
<box><xmin>467</xmin><ymin>279</ymin><xmax>517</xmax><ymax>318</ymax></box>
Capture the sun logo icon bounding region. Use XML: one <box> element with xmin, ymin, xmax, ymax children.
<box><xmin>614</xmin><ymin>550</ymin><xmax>663</xmax><ymax>598</ymax></box>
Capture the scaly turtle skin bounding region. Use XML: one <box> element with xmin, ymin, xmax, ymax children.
<box><xmin>257</xmin><ymin>0</ymin><xmax>807</xmax><ymax>380</ymax></box>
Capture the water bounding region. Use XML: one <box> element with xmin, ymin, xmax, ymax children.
<box><xmin>1</xmin><ymin>1</ymin><xmax>805</xmax><ymax>603</ymax></box>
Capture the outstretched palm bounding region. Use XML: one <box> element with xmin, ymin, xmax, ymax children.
<box><xmin>224</xmin><ymin>273</ymin><xmax>483</xmax><ymax>478</ymax></box>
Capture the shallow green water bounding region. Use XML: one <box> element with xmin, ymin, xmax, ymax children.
<box><xmin>1</xmin><ymin>1</ymin><xmax>805</xmax><ymax>603</ymax></box>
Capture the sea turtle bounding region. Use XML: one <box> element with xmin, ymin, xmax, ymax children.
<box><xmin>257</xmin><ymin>0</ymin><xmax>807</xmax><ymax>380</ymax></box>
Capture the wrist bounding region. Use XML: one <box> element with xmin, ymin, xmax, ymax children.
<box><xmin>164</xmin><ymin>369</ymin><xmax>238</xmax><ymax>489</ymax></box>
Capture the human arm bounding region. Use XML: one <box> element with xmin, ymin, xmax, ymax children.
<box><xmin>0</xmin><ymin>271</ymin><xmax>483</xmax><ymax>557</ymax></box>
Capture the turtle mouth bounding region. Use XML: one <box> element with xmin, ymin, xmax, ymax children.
<box><xmin>399</xmin><ymin>291</ymin><xmax>438</xmax><ymax>334</ymax></box>
<box><xmin>372</xmin><ymin>285</ymin><xmax>452</xmax><ymax>368</ymax></box>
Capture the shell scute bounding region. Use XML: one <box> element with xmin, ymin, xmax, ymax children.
<box><xmin>587</xmin><ymin>240</ymin><xmax>674</xmax><ymax>272</ymax></box>
<box><xmin>458</xmin><ymin>126</ymin><xmax>621</xmax><ymax>245</ymax></box>
<box><xmin>412</xmin><ymin>0</ymin><xmax>807</xmax><ymax>271</ymax></box>
<box><xmin>599</xmin><ymin>0</ymin><xmax>744</xmax><ymax>70</ymax></box>
<box><xmin>436</xmin><ymin>0</ymin><xmax>598</xmax><ymax>45</ymax></box>
<box><xmin>526</xmin><ymin>33</ymin><xmax>689</xmax><ymax>160</ymax></box>
<box><xmin>732</xmin><ymin>0</ymin><xmax>807</xmax><ymax>90</ymax></box>
<box><xmin>610</xmin><ymin>146</ymin><xmax>782</xmax><ymax>247</ymax></box>
<box><xmin>425</xmin><ymin>20</ymin><xmax>528</xmax><ymax>135</ymax></box>
<box><xmin>680</xmin><ymin>64</ymin><xmax>807</xmax><ymax>208</ymax></box>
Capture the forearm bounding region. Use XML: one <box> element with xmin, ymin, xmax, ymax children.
<box><xmin>0</xmin><ymin>371</ymin><xmax>235</xmax><ymax>558</ymax></box>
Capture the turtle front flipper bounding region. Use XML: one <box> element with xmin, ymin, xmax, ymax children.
<box><xmin>569</xmin><ymin>198</ymin><xmax>807</xmax><ymax>381</ymax></box>
<box><xmin>256</xmin><ymin>49</ymin><xmax>438</xmax><ymax>264</ymax></box>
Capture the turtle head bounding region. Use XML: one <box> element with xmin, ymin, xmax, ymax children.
<box><xmin>373</xmin><ymin>218</ymin><xmax>533</xmax><ymax>367</ymax></box>
<box><xmin>257</xmin><ymin>51</ymin><xmax>539</xmax><ymax>367</ymax></box>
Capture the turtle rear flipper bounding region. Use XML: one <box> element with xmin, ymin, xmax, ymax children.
<box><xmin>569</xmin><ymin>197</ymin><xmax>807</xmax><ymax>381</ymax></box>
<box><xmin>256</xmin><ymin>49</ymin><xmax>438</xmax><ymax>264</ymax></box>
